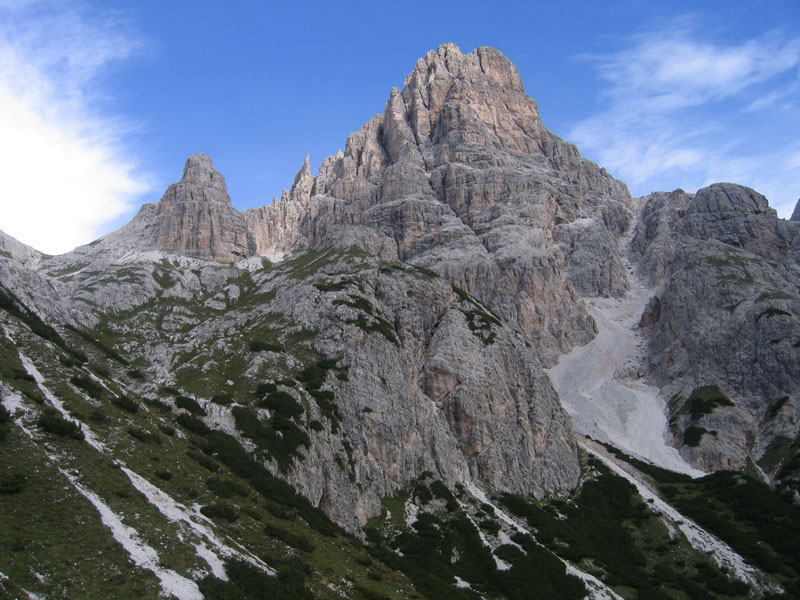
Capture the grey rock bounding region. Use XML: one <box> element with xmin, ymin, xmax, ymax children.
<box><xmin>634</xmin><ymin>183</ymin><xmax>800</xmax><ymax>474</ymax></box>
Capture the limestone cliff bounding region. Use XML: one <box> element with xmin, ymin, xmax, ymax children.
<box><xmin>245</xmin><ymin>43</ymin><xmax>633</xmax><ymax>363</ymax></box>
<box><xmin>633</xmin><ymin>183</ymin><xmax>800</xmax><ymax>478</ymax></box>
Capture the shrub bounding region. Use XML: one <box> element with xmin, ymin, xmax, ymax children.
<box><xmin>255</xmin><ymin>383</ymin><xmax>277</xmax><ymax>396</ymax></box>
<box><xmin>198</xmin><ymin>558</ymin><xmax>313</xmax><ymax>600</ymax></box>
<box><xmin>70</xmin><ymin>375</ymin><xmax>103</xmax><ymax>399</ymax></box>
<box><xmin>112</xmin><ymin>395</ymin><xmax>138</xmax><ymax>413</ymax></box>
<box><xmin>144</xmin><ymin>397</ymin><xmax>171</xmax><ymax>412</ymax></box>
<box><xmin>479</xmin><ymin>518</ymin><xmax>501</xmax><ymax>535</ymax></box>
<box><xmin>187</xmin><ymin>449</ymin><xmax>219</xmax><ymax>472</ymax></box>
<box><xmin>37</xmin><ymin>408</ymin><xmax>84</xmax><ymax>440</ymax></box>
<box><xmin>177</xmin><ymin>413</ymin><xmax>211</xmax><ymax>436</ymax></box>
<box><xmin>211</xmin><ymin>393</ymin><xmax>234</xmax><ymax>405</ymax></box>
<box><xmin>201</xmin><ymin>501</ymin><xmax>239</xmax><ymax>522</ymax></box>
<box><xmin>202</xmin><ymin>431</ymin><xmax>340</xmax><ymax>537</ymax></box>
<box><xmin>88</xmin><ymin>410</ymin><xmax>107</xmax><ymax>423</ymax></box>
<box><xmin>684</xmin><ymin>425</ymin><xmax>709</xmax><ymax>447</ymax></box>
<box><xmin>128</xmin><ymin>427</ymin><xmax>159</xmax><ymax>444</ymax></box>
<box><xmin>155</xmin><ymin>470</ymin><xmax>173</xmax><ymax>481</ymax></box>
<box><xmin>264</xmin><ymin>499</ymin><xmax>294</xmax><ymax>520</ymax></box>
<box><xmin>686</xmin><ymin>386</ymin><xmax>734</xmax><ymax>419</ymax></box>
<box><xmin>206</xmin><ymin>475</ymin><xmax>249</xmax><ymax>498</ymax></box>
<box><xmin>249</xmin><ymin>340</ymin><xmax>283</xmax><ymax>353</ymax></box>
<box><xmin>176</xmin><ymin>395</ymin><xmax>206</xmax><ymax>416</ymax></box>
<box><xmin>264</xmin><ymin>523</ymin><xmax>315</xmax><ymax>552</ymax></box>
<box><xmin>259</xmin><ymin>391</ymin><xmax>303</xmax><ymax>418</ymax></box>
<box><xmin>0</xmin><ymin>471</ymin><xmax>24</xmax><ymax>494</ymax></box>
<box><xmin>232</xmin><ymin>406</ymin><xmax>309</xmax><ymax>471</ymax></box>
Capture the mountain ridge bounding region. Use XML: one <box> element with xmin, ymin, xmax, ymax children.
<box><xmin>1</xmin><ymin>42</ymin><xmax>800</xmax><ymax>599</ymax></box>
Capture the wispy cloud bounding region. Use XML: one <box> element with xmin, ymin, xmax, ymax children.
<box><xmin>0</xmin><ymin>0</ymin><xmax>147</xmax><ymax>255</ymax></box>
<box><xmin>570</xmin><ymin>17</ymin><xmax>800</xmax><ymax>217</ymax></box>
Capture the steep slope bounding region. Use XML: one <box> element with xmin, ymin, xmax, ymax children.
<box><xmin>632</xmin><ymin>184</ymin><xmax>800</xmax><ymax>482</ymax></box>
<box><xmin>245</xmin><ymin>43</ymin><xmax>633</xmax><ymax>363</ymax></box>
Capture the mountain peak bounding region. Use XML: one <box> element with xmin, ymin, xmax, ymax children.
<box><xmin>179</xmin><ymin>152</ymin><xmax>227</xmax><ymax>193</ymax></box>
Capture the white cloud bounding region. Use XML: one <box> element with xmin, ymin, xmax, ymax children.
<box><xmin>570</xmin><ymin>18</ymin><xmax>800</xmax><ymax>218</ymax></box>
<box><xmin>0</xmin><ymin>0</ymin><xmax>147</xmax><ymax>255</ymax></box>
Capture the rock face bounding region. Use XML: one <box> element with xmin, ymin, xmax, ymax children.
<box><xmin>633</xmin><ymin>183</ymin><xmax>800</xmax><ymax>476</ymax></box>
<box><xmin>3</xmin><ymin>42</ymin><xmax>799</xmax><ymax>535</ymax></box>
<box><xmin>243</xmin><ymin>43</ymin><xmax>632</xmax><ymax>362</ymax></box>
<box><xmin>134</xmin><ymin>153</ymin><xmax>257</xmax><ymax>262</ymax></box>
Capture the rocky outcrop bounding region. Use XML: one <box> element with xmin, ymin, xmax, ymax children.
<box><xmin>137</xmin><ymin>153</ymin><xmax>256</xmax><ymax>262</ymax></box>
<box><xmin>254</xmin><ymin>260</ymin><xmax>580</xmax><ymax>529</ymax></box>
<box><xmin>633</xmin><ymin>183</ymin><xmax>800</xmax><ymax>475</ymax></box>
<box><xmin>245</xmin><ymin>43</ymin><xmax>633</xmax><ymax>362</ymax></box>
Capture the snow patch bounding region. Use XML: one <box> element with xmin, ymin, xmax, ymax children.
<box><xmin>454</xmin><ymin>575</ymin><xmax>472</xmax><ymax>589</ymax></box>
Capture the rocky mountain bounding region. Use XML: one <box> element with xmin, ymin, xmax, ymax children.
<box><xmin>1</xmin><ymin>43</ymin><xmax>799</xmax><ymax>600</ymax></box>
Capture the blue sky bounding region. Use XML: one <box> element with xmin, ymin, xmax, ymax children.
<box><xmin>1</xmin><ymin>0</ymin><xmax>799</xmax><ymax>254</ymax></box>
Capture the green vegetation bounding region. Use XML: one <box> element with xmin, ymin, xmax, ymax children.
<box><xmin>501</xmin><ymin>456</ymin><xmax>753</xmax><ymax>599</ymax></box>
<box><xmin>264</xmin><ymin>522</ymin><xmax>315</xmax><ymax>553</ymax></box>
<box><xmin>257</xmin><ymin>391</ymin><xmax>303</xmax><ymax>418</ymax></box>
<box><xmin>37</xmin><ymin>408</ymin><xmax>84</xmax><ymax>440</ymax></box>
<box><xmin>248</xmin><ymin>340</ymin><xmax>283</xmax><ymax>352</ymax></box>
<box><xmin>211</xmin><ymin>392</ymin><xmax>234</xmax><ymax>405</ymax></box>
<box><xmin>176</xmin><ymin>413</ymin><xmax>212</xmax><ymax>436</ymax></box>
<box><xmin>453</xmin><ymin>286</ymin><xmax>501</xmax><ymax>344</ymax></box>
<box><xmin>0</xmin><ymin>405</ymin><xmax>12</xmax><ymax>443</ymax></box>
<box><xmin>296</xmin><ymin>359</ymin><xmax>344</xmax><ymax>431</ymax></box>
<box><xmin>684</xmin><ymin>425</ymin><xmax>712</xmax><ymax>447</ymax></box>
<box><xmin>64</xmin><ymin>324</ymin><xmax>129</xmax><ymax>365</ymax></box>
<box><xmin>756</xmin><ymin>307</ymin><xmax>793</xmax><ymax>322</ymax></box>
<box><xmin>176</xmin><ymin>395</ymin><xmax>206</xmax><ymax>416</ymax></box>
<box><xmin>69</xmin><ymin>375</ymin><xmax>103</xmax><ymax>399</ymax></box>
<box><xmin>200</xmin><ymin>501</ymin><xmax>239</xmax><ymax>522</ymax></box>
<box><xmin>685</xmin><ymin>385</ymin><xmax>734</xmax><ymax>419</ymax></box>
<box><xmin>367</xmin><ymin>478</ymin><xmax>585</xmax><ymax>600</ymax></box>
<box><xmin>0</xmin><ymin>286</ymin><xmax>86</xmax><ymax>361</ymax></box>
<box><xmin>756</xmin><ymin>290</ymin><xmax>799</xmax><ymax>302</ymax></box>
<box><xmin>152</xmin><ymin>268</ymin><xmax>176</xmax><ymax>289</ymax></box>
<box><xmin>197</xmin><ymin>558</ymin><xmax>313</xmax><ymax>600</ymax></box>
<box><xmin>206</xmin><ymin>475</ymin><xmax>249</xmax><ymax>498</ymax></box>
<box><xmin>112</xmin><ymin>395</ymin><xmax>138</xmax><ymax>413</ymax></box>
<box><xmin>0</xmin><ymin>471</ymin><xmax>25</xmax><ymax>494</ymax></box>
<box><xmin>232</xmin><ymin>406</ymin><xmax>309</xmax><ymax>472</ymax></box>
<box><xmin>127</xmin><ymin>426</ymin><xmax>159</xmax><ymax>444</ymax></box>
<box><xmin>603</xmin><ymin>443</ymin><xmax>800</xmax><ymax>596</ymax></box>
<box><xmin>669</xmin><ymin>385</ymin><xmax>733</xmax><ymax>447</ymax></box>
<box><xmin>200</xmin><ymin>431</ymin><xmax>340</xmax><ymax>537</ymax></box>
<box><xmin>314</xmin><ymin>277</ymin><xmax>361</xmax><ymax>293</ymax></box>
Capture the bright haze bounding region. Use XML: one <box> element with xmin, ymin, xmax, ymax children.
<box><xmin>1</xmin><ymin>0</ymin><xmax>798</xmax><ymax>255</ymax></box>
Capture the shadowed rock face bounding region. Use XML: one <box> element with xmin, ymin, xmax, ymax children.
<box><xmin>633</xmin><ymin>183</ymin><xmax>800</xmax><ymax>475</ymax></box>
